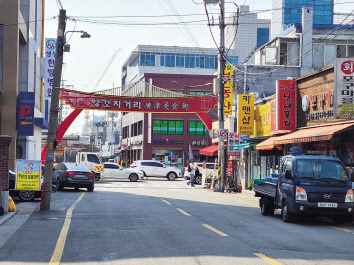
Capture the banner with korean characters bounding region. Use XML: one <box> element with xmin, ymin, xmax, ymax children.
<box><xmin>44</xmin><ymin>38</ymin><xmax>56</xmax><ymax>98</ymax></box>
<box><xmin>224</xmin><ymin>63</ymin><xmax>233</xmax><ymax>116</ymax></box>
<box><xmin>334</xmin><ymin>58</ymin><xmax>354</xmax><ymax>119</ymax></box>
<box><xmin>237</xmin><ymin>94</ymin><xmax>254</xmax><ymax>135</ymax></box>
<box><xmin>255</xmin><ymin>103</ymin><xmax>272</xmax><ymax>137</ymax></box>
<box><xmin>15</xmin><ymin>160</ymin><xmax>41</xmax><ymax>191</ymax></box>
<box><xmin>227</xmin><ymin>132</ymin><xmax>240</xmax><ymax>156</ymax></box>
<box><xmin>276</xmin><ymin>80</ymin><xmax>297</xmax><ymax>131</ymax></box>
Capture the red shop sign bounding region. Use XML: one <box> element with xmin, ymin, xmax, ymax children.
<box><xmin>60</xmin><ymin>89</ymin><xmax>218</xmax><ymax>113</ymax></box>
<box><xmin>276</xmin><ymin>80</ymin><xmax>297</xmax><ymax>131</ymax></box>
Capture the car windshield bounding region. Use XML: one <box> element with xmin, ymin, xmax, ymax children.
<box><xmin>87</xmin><ymin>154</ymin><xmax>101</xmax><ymax>164</ymax></box>
<box><xmin>296</xmin><ymin>159</ymin><xmax>349</xmax><ymax>182</ymax></box>
<box><xmin>65</xmin><ymin>163</ymin><xmax>91</xmax><ymax>172</ymax></box>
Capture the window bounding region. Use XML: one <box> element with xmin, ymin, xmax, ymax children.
<box><xmin>200</xmin><ymin>57</ymin><xmax>205</xmax><ymax>68</ymax></box>
<box><xmin>313</xmin><ymin>44</ymin><xmax>324</xmax><ymax>68</ymax></box>
<box><xmin>104</xmin><ymin>164</ymin><xmax>119</xmax><ymax>169</ymax></box>
<box><xmin>153</xmin><ymin>162</ymin><xmax>164</xmax><ymax>167</ymax></box>
<box><xmin>257</xmin><ymin>28</ymin><xmax>270</xmax><ymax>47</ymax></box>
<box><xmin>138</xmin><ymin>121</ymin><xmax>143</xmax><ymax>135</ymax></box>
<box><xmin>189</xmin><ymin>121</ymin><xmax>208</xmax><ymax>135</ymax></box>
<box><xmin>348</xmin><ymin>45</ymin><xmax>354</xmax><ymax>58</ymax></box>
<box><xmin>165</xmin><ymin>55</ymin><xmax>175</xmax><ymax>67</ymax></box>
<box><xmin>337</xmin><ymin>45</ymin><xmax>346</xmax><ymax>58</ymax></box>
<box><xmin>153</xmin><ymin>120</ymin><xmax>183</xmax><ymax>135</ymax></box>
<box><xmin>87</xmin><ymin>154</ymin><xmax>101</xmax><ymax>164</ymax></box>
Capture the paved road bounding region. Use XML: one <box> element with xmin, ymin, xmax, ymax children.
<box><xmin>0</xmin><ymin>178</ymin><xmax>353</xmax><ymax>265</ymax></box>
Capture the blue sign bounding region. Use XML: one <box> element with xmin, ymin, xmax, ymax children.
<box><xmin>168</xmin><ymin>151</ymin><xmax>175</xmax><ymax>158</ymax></box>
<box><xmin>17</xmin><ymin>92</ymin><xmax>35</xmax><ymax>136</ymax></box>
<box><xmin>114</xmin><ymin>131</ymin><xmax>120</xmax><ymax>145</ymax></box>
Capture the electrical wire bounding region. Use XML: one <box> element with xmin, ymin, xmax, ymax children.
<box><xmin>192</xmin><ymin>0</ymin><xmax>204</xmax><ymax>4</ymax></box>
<box><xmin>65</xmin><ymin>19</ymin><xmax>77</xmax><ymax>43</ymax></box>
<box><xmin>225</xmin><ymin>2</ymin><xmax>239</xmax><ymax>57</ymax></box>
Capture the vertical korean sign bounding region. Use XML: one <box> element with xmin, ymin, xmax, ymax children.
<box><xmin>17</xmin><ymin>92</ymin><xmax>35</xmax><ymax>136</ymax></box>
<box><xmin>44</xmin><ymin>38</ymin><xmax>56</xmax><ymax>98</ymax></box>
<box><xmin>15</xmin><ymin>160</ymin><xmax>41</xmax><ymax>191</ymax></box>
<box><xmin>334</xmin><ymin>58</ymin><xmax>354</xmax><ymax>119</ymax></box>
<box><xmin>227</xmin><ymin>132</ymin><xmax>240</xmax><ymax>156</ymax></box>
<box><xmin>224</xmin><ymin>63</ymin><xmax>233</xmax><ymax>116</ymax></box>
<box><xmin>237</xmin><ymin>94</ymin><xmax>254</xmax><ymax>135</ymax></box>
<box><xmin>255</xmin><ymin>103</ymin><xmax>272</xmax><ymax>137</ymax></box>
<box><xmin>276</xmin><ymin>80</ymin><xmax>296</xmax><ymax>131</ymax></box>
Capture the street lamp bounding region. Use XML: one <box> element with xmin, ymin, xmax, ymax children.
<box><xmin>41</xmin><ymin>8</ymin><xmax>91</xmax><ymax>211</ymax></box>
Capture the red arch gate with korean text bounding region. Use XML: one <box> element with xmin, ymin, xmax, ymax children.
<box><xmin>41</xmin><ymin>81</ymin><xmax>217</xmax><ymax>160</ymax></box>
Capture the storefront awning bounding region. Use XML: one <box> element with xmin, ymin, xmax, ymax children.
<box><xmin>273</xmin><ymin>122</ymin><xmax>354</xmax><ymax>145</ymax></box>
<box><xmin>199</xmin><ymin>145</ymin><xmax>218</xmax><ymax>156</ymax></box>
<box><xmin>256</xmin><ymin>137</ymin><xmax>279</xmax><ymax>150</ymax></box>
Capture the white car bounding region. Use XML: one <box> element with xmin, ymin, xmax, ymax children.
<box><xmin>130</xmin><ymin>160</ymin><xmax>182</xmax><ymax>180</ymax></box>
<box><xmin>102</xmin><ymin>162</ymin><xmax>144</xmax><ymax>182</ymax></box>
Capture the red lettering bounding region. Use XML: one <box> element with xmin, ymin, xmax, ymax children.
<box><xmin>21</xmin><ymin>106</ymin><xmax>32</xmax><ymax>119</ymax></box>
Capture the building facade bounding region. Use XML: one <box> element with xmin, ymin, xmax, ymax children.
<box><xmin>272</xmin><ymin>0</ymin><xmax>334</xmax><ymax>38</ymax></box>
<box><xmin>226</xmin><ymin>5</ymin><xmax>271</xmax><ymax>64</ymax></box>
<box><xmin>0</xmin><ymin>0</ymin><xmax>45</xmax><ymax>170</ymax></box>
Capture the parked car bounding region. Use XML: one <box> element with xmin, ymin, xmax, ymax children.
<box><xmin>130</xmin><ymin>160</ymin><xmax>182</xmax><ymax>180</ymax></box>
<box><xmin>9</xmin><ymin>169</ymin><xmax>57</xmax><ymax>201</ymax></box>
<box><xmin>102</xmin><ymin>162</ymin><xmax>143</xmax><ymax>181</ymax></box>
<box><xmin>53</xmin><ymin>163</ymin><xmax>95</xmax><ymax>191</ymax></box>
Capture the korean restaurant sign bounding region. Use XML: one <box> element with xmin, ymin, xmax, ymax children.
<box><xmin>255</xmin><ymin>103</ymin><xmax>271</xmax><ymax>137</ymax></box>
<box><xmin>237</xmin><ymin>94</ymin><xmax>254</xmax><ymax>135</ymax></box>
<box><xmin>224</xmin><ymin>63</ymin><xmax>233</xmax><ymax>116</ymax></box>
<box><xmin>60</xmin><ymin>89</ymin><xmax>218</xmax><ymax>113</ymax></box>
<box><xmin>44</xmin><ymin>38</ymin><xmax>56</xmax><ymax>98</ymax></box>
<box><xmin>334</xmin><ymin>58</ymin><xmax>354</xmax><ymax>119</ymax></box>
<box><xmin>15</xmin><ymin>160</ymin><xmax>41</xmax><ymax>191</ymax></box>
<box><xmin>276</xmin><ymin>80</ymin><xmax>296</xmax><ymax>131</ymax></box>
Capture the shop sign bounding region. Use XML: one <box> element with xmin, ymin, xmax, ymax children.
<box><xmin>237</xmin><ymin>94</ymin><xmax>255</xmax><ymax>135</ymax></box>
<box><xmin>154</xmin><ymin>140</ymin><xmax>183</xmax><ymax>145</ymax></box>
<box><xmin>334</xmin><ymin>58</ymin><xmax>354</xmax><ymax>119</ymax></box>
<box><xmin>44</xmin><ymin>38</ymin><xmax>56</xmax><ymax>98</ymax></box>
<box><xmin>270</xmin><ymin>99</ymin><xmax>276</xmax><ymax>132</ymax></box>
<box><xmin>224</xmin><ymin>63</ymin><xmax>233</xmax><ymax>116</ymax></box>
<box><xmin>255</xmin><ymin>103</ymin><xmax>271</xmax><ymax>137</ymax></box>
<box><xmin>227</xmin><ymin>158</ymin><xmax>233</xmax><ymax>175</ymax></box>
<box><xmin>306</xmin><ymin>110</ymin><xmax>334</xmax><ymax>121</ymax></box>
<box><xmin>191</xmin><ymin>140</ymin><xmax>207</xmax><ymax>146</ymax></box>
<box><xmin>60</xmin><ymin>89</ymin><xmax>217</xmax><ymax>114</ymax></box>
<box><xmin>17</xmin><ymin>92</ymin><xmax>35</xmax><ymax>136</ymax></box>
<box><xmin>227</xmin><ymin>132</ymin><xmax>240</xmax><ymax>156</ymax></box>
<box><xmin>15</xmin><ymin>160</ymin><xmax>41</xmax><ymax>191</ymax></box>
<box><xmin>276</xmin><ymin>80</ymin><xmax>296</xmax><ymax>131</ymax></box>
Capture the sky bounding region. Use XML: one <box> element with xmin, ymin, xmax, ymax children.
<box><xmin>44</xmin><ymin>0</ymin><xmax>353</xmax><ymax>134</ymax></box>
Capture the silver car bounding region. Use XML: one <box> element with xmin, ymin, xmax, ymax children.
<box><xmin>130</xmin><ymin>160</ymin><xmax>182</xmax><ymax>180</ymax></box>
<box><xmin>102</xmin><ymin>162</ymin><xmax>143</xmax><ymax>182</ymax></box>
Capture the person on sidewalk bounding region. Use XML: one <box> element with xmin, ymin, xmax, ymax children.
<box><xmin>187</xmin><ymin>160</ymin><xmax>197</xmax><ymax>187</ymax></box>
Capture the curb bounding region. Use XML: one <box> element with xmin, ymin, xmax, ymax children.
<box><xmin>0</xmin><ymin>211</ymin><xmax>17</xmax><ymax>226</ymax></box>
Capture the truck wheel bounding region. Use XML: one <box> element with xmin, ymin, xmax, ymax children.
<box><xmin>19</xmin><ymin>191</ymin><xmax>36</xmax><ymax>201</ymax></box>
<box><xmin>282</xmin><ymin>202</ymin><xmax>293</xmax><ymax>223</ymax></box>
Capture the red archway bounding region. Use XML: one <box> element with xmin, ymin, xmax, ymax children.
<box><xmin>41</xmin><ymin>88</ymin><xmax>217</xmax><ymax>161</ymax></box>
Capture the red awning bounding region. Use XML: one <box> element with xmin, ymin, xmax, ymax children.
<box><xmin>199</xmin><ymin>145</ymin><xmax>218</xmax><ymax>156</ymax></box>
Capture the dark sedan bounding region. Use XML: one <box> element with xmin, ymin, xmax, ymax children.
<box><xmin>54</xmin><ymin>163</ymin><xmax>95</xmax><ymax>191</ymax></box>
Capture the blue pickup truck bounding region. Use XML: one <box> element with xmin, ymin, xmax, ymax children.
<box><xmin>254</xmin><ymin>148</ymin><xmax>354</xmax><ymax>223</ymax></box>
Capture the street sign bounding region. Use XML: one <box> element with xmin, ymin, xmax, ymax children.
<box><xmin>17</xmin><ymin>92</ymin><xmax>35</xmax><ymax>136</ymax></box>
<box><xmin>227</xmin><ymin>132</ymin><xmax>240</xmax><ymax>156</ymax></box>
<box><xmin>218</xmin><ymin>129</ymin><xmax>228</xmax><ymax>139</ymax></box>
<box><xmin>209</xmin><ymin>129</ymin><xmax>218</xmax><ymax>139</ymax></box>
<box><xmin>168</xmin><ymin>151</ymin><xmax>175</xmax><ymax>158</ymax></box>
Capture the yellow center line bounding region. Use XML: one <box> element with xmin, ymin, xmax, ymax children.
<box><xmin>329</xmin><ymin>226</ymin><xmax>354</xmax><ymax>234</ymax></box>
<box><xmin>254</xmin><ymin>253</ymin><xmax>282</xmax><ymax>265</ymax></box>
<box><xmin>202</xmin><ymin>224</ymin><xmax>229</xmax><ymax>237</ymax></box>
<box><xmin>177</xmin><ymin>208</ymin><xmax>191</xmax><ymax>216</ymax></box>
<box><xmin>162</xmin><ymin>199</ymin><xmax>171</xmax><ymax>205</ymax></box>
<box><xmin>49</xmin><ymin>193</ymin><xmax>85</xmax><ymax>265</ymax></box>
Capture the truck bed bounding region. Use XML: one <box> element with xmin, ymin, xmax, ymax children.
<box><xmin>254</xmin><ymin>182</ymin><xmax>277</xmax><ymax>198</ymax></box>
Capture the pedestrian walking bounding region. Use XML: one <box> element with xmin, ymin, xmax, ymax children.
<box><xmin>187</xmin><ymin>160</ymin><xmax>197</xmax><ymax>187</ymax></box>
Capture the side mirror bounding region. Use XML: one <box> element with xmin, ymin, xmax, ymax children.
<box><xmin>163</xmin><ymin>165</ymin><xmax>167</xmax><ymax>168</ymax></box>
<box><xmin>285</xmin><ymin>170</ymin><xmax>293</xmax><ymax>180</ymax></box>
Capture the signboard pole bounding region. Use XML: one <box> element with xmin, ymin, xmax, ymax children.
<box><xmin>41</xmin><ymin>9</ymin><xmax>67</xmax><ymax>212</ymax></box>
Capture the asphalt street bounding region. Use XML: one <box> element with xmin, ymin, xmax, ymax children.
<box><xmin>0</xmin><ymin>178</ymin><xmax>354</xmax><ymax>265</ymax></box>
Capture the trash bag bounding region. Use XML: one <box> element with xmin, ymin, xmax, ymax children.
<box><xmin>8</xmin><ymin>196</ymin><xmax>16</xmax><ymax>212</ymax></box>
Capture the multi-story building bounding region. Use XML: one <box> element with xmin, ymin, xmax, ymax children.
<box><xmin>226</xmin><ymin>5</ymin><xmax>271</xmax><ymax>64</ymax></box>
<box><xmin>120</xmin><ymin>45</ymin><xmax>238</xmax><ymax>166</ymax></box>
<box><xmin>0</xmin><ymin>0</ymin><xmax>45</xmax><ymax>169</ymax></box>
<box><xmin>272</xmin><ymin>0</ymin><xmax>334</xmax><ymax>38</ymax></box>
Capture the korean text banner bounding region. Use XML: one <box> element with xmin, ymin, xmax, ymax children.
<box><xmin>44</xmin><ymin>38</ymin><xmax>56</xmax><ymax>98</ymax></box>
<box><xmin>237</xmin><ymin>94</ymin><xmax>254</xmax><ymax>135</ymax></box>
<box><xmin>276</xmin><ymin>80</ymin><xmax>296</xmax><ymax>131</ymax></box>
<box><xmin>224</xmin><ymin>64</ymin><xmax>233</xmax><ymax>116</ymax></box>
<box><xmin>15</xmin><ymin>160</ymin><xmax>41</xmax><ymax>191</ymax></box>
<box><xmin>255</xmin><ymin>103</ymin><xmax>272</xmax><ymax>137</ymax></box>
<box><xmin>227</xmin><ymin>132</ymin><xmax>240</xmax><ymax>156</ymax></box>
<box><xmin>60</xmin><ymin>89</ymin><xmax>218</xmax><ymax>113</ymax></box>
<box><xmin>335</xmin><ymin>58</ymin><xmax>354</xmax><ymax>119</ymax></box>
<box><xmin>17</xmin><ymin>92</ymin><xmax>35</xmax><ymax>136</ymax></box>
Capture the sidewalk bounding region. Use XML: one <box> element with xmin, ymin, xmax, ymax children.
<box><xmin>0</xmin><ymin>201</ymin><xmax>39</xmax><ymax>248</ymax></box>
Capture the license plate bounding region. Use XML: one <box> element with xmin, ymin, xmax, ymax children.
<box><xmin>318</xmin><ymin>202</ymin><xmax>337</xmax><ymax>208</ymax></box>
<box><xmin>74</xmin><ymin>175</ymin><xmax>86</xmax><ymax>179</ymax></box>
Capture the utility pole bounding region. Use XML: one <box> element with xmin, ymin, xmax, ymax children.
<box><xmin>218</xmin><ymin>0</ymin><xmax>226</xmax><ymax>192</ymax></box>
<box><xmin>41</xmin><ymin>9</ymin><xmax>67</xmax><ymax>211</ymax></box>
